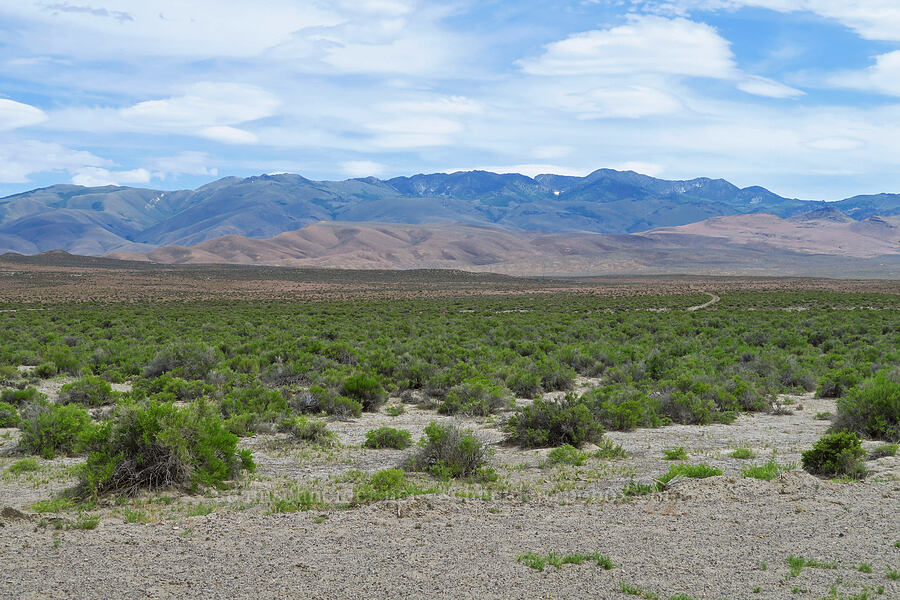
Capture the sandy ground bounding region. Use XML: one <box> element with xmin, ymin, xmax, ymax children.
<box><xmin>1</xmin><ymin>381</ymin><xmax>898</xmax><ymax>600</ymax></box>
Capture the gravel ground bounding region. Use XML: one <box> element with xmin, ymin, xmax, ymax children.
<box><xmin>1</xmin><ymin>387</ymin><xmax>898</xmax><ymax>600</ymax></box>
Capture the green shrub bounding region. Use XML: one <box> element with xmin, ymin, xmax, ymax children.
<box><xmin>730</xmin><ymin>447</ymin><xmax>755</xmax><ymax>459</ymax></box>
<box><xmin>279</xmin><ymin>416</ymin><xmax>336</xmax><ymax>446</ymax></box>
<box><xmin>59</xmin><ymin>376</ymin><xmax>117</xmax><ymax>407</ymax></box>
<box><xmin>407</xmin><ymin>421</ymin><xmax>487</xmax><ymax>479</ymax></box>
<box><xmin>354</xmin><ymin>469</ymin><xmax>429</xmax><ymax>503</ymax></box>
<box><xmin>0</xmin><ymin>401</ymin><xmax>20</xmax><ymax>427</ymax></box>
<box><xmin>505</xmin><ymin>396</ymin><xmax>604</xmax><ymax>448</ymax></box>
<box><xmin>269</xmin><ymin>489</ymin><xmax>324</xmax><ymax>513</ymax></box>
<box><xmin>505</xmin><ymin>369</ymin><xmax>541</xmax><ymax>398</ymax></box>
<box><xmin>622</xmin><ymin>478</ymin><xmax>656</xmax><ymax>497</ymax></box>
<box><xmin>363</xmin><ymin>427</ymin><xmax>412</xmax><ymax>449</ymax></box>
<box><xmin>79</xmin><ymin>400</ymin><xmax>254</xmax><ymax>496</ymax></box>
<box><xmin>6</xmin><ymin>458</ymin><xmax>40</xmax><ymax>475</ymax></box>
<box><xmin>741</xmin><ymin>459</ymin><xmax>789</xmax><ymax>480</ymax></box>
<box><xmin>341</xmin><ymin>373</ymin><xmax>386</xmax><ymax>411</ymax></box>
<box><xmin>220</xmin><ymin>384</ymin><xmax>289</xmax><ymax>433</ymax></box>
<box><xmin>832</xmin><ymin>373</ymin><xmax>899</xmax><ymax>442</ymax></box>
<box><xmin>34</xmin><ymin>362</ymin><xmax>58</xmax><ymax>378</ymax></box>
<box><xmin>869</xmin><ymin>443</ymin><xmax>898</xmax><ymax>459</ymax></box>
<box><xmin>816</xmin><ymin>368</ymin><xmax>861</xmax><ymax>398</ymax></box>
<box><xmin>144</xmin><ymin>342</ymin><xmax>219</xmax><ymax>380</ymax></box>
<box><xmin>1</xmin><ymin>387</ymin><xmax>43</xmax><ymax>405</ymax></box>
<box><xmin>385</xmin><ymin>404</ymin><xmax>405</xmax><ymax>417</ymax></box>
<box><xmin>663</xmin><ymin>447</ymin><xmax>687</xmax><ymax>460</ymax></box>
<box><xmin>547</xmin><ymin>443</ymin><xmax>588</xmax><ymax>466</ymax></box>
<box><xmin>293</xmin><ymin>386</ymin><xmax>363</xmax><ymax>419</ymax></box>
<box><xmin>438</xmin><ymin>377</ymin><xmax>511</xmax><ymax>416</ymax></box>
<box><xmin>132</xmin><ymin>375</ymin><xmax>211</xmax><ymax>402</ymax></box>
<box><xmin>593</xmin><ymin>437</ymin><xmax>627</xmax><ymax>459</ymax></box>
<box><xmin>42</xmin><ymin>345</ymin><xmax>81</xmax><ymax>376</ymax></box>
<box><xmin>585</xmin><ymin>387</ymin><xmax>667</xmax><ymax>431</ymax></box>
<box><xmin>18</xmin><ymin>402</ymin><xmax>94</xmax><ymax>458</ymax></box>
<box><xmin>657</xmin><ymin>463</ymin><xmax>722</xmax><ymax>488</ymax></box>
<box><xmin>322</xmin><ymin>395</ymin><xmax>363</xmax><ymax>418</ymax></box>
<box><xmin>801</xmin><ymin>432</ymin><xmax>867</xmax><ymax>479</ymax></box>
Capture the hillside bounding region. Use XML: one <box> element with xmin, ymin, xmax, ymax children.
<box><xmin>104</xmin><ymin>211</ymin><xmax>900</xmax><ymax>277</ymax></box>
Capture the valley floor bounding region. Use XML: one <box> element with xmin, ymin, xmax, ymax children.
<box><xmin>1</xmin><ymin>390</ymin><xmax>898</xmax><ymax>600</ymax></box>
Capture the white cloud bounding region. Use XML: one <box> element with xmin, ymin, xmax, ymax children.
<box><xmin>0</xmin><ymin>99</ymin><xmax>48</xmax><ymax>130</ymax></box>
<box><xmin>633</xmin><ymin>1</ymin><xmax>900</xmax><ymax>42</ymax></box>
<box><xmin>829</xmin><ymin>50</ymin><xmax>900</xmax><ymax>96</ymax></box>
<box><xmin>519</xmin><ymin>15</ymin><xmax>736</xmax><ymax>78</ymax></box>
<box><xmin>571</xmin><ymin>86</ymin><xmax>683</xmax><ymax>118</ymax></box>
<box><xmin>737</xmin><ymin>75</ymin><xmax>805</xmax><ymax>98</ymax></box>
<box><xmin>1</xmin><ymin>2</ymin><xmax>342</xmax><ymax>58</ymax></box>
<box><xmin>378</xmin><ymin>96</ymin><xmax>482</xmax><ymax>115</ymax></box>
<box><xmin>151</xmin><ymin>152</ymin><xmax>218</xmax><ymax>178</ymax></box>
<box><xmin>341</xmin><ymin>160</ymin><xmax>386</xmax><ymax>177</ymax></box>
<box><xmin>198</xmin><ymin>126</ymin><xmax>259</xmax><ymax>145</ymax></box>
<box><xmin>0</xmin><ymin>139</ymin><xmax>110</xmax><ymax>183</ymax></box>
<box><xmin>121</xmin><ymin>83</ymin><xmax>279</xmax><ymax>129</ymax></box>
<box><xmin>804</xmin><ymin>137</ymin><xmax>865</xmax><ymax>151</ymax></box>
<box><xmin>71</xmin><ymin>167</ymin><xmax>151</xmax><ymax>187</ymax></box>
<box><xmin>531</xmin><ymin>146</ymin><xmax>572</xmax><ymax>160</ymax></box>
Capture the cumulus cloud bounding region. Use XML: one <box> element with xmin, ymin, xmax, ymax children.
<box><xmin>0</xmin><ymin>139</ymin><xmax>110</xmax><ymax>183</ymax></box>
<box><xmin>519</xmin><ymin>16</ymin><xmax>736</xmax><ymax>78</ymax></box>
<box><xmin>828</xmin><ymin>50</ymin><xmax>900</xmax><ymax>96</ymax></box>
<box><xmin>0</xmin><ymin>99</ymin><xmax>48</xmax><ymax>130</ymax></box>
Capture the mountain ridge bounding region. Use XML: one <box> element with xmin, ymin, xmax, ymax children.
<box><xmin>2</xmin><ymin>168</ymin><xmax>899</xmax><ymax>257</ymax></box>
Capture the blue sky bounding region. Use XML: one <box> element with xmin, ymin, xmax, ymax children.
<box><xmin>2</xmin><ymin>1</ymin><xmax>900</xmax><ymax>200</ymax></box>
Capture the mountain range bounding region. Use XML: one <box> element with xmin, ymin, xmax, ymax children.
<box><xmin>2</xmin><ymin>168</ymin><xmax>898</xmax><ymax>277</ymax></box>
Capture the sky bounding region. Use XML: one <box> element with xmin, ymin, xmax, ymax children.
<box><xmin>2</xmin><ymin>1</ymin><xmax>900</xmax><ymax>200</ymax></box>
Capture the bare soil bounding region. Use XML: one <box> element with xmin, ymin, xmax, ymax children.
<box><xmin>1</xmin><ymin>381</ymin><xmax>897</xmax><ymax>600</ymax></box>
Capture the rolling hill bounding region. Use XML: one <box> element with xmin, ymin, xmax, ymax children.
<box><xmin>104</xmin><ymin>210</ymin><xmax>900</xmax><ymax>277</ymax></box>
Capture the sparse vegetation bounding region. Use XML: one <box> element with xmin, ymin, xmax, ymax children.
<box><xmin>730</xmin><ymin>447</ymin><xmax>756</xmax><ymax>459</ymax></box>
<box><xmin>547</xmin><ymin>443</ymin><xmax>588</xmax><ymax>466</ymax></box>
<box><xmin>869</xmin><ymin>443</ymin><xmax>898</xmax><ymax>459</ymax></box>
<box><xmin>742</xmin><ymin>458</ymin><xmax>791</xmax><ymax>480</ymax></box>
<box><xmin>6</xmin><ymin>458</ymin><xmax>40</xmax><ymax>475</ymax></box>
<box><xmin>663</xmin><ymin>446</ymin><xmax>688</xmax><ymax>460</ymax></box>
<box><xmin>516</xmin><ymin>551</ymin><xmax>614</xmax><ymax>572</ymax></box>
<box><xmin>656</xmin><ymin>463</ymin><xmax>722</xmax><ymax>488</ymax></box>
